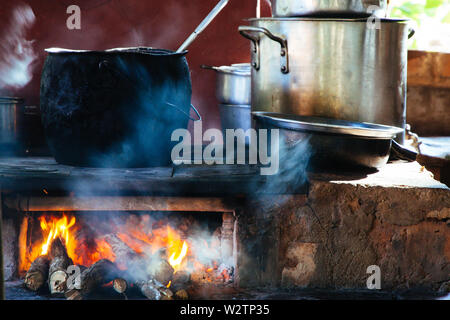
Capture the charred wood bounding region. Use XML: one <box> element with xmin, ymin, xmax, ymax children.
<box><xmin>24</xmin><ymin>256</ymin><xmax>49</xmax><ymax>291</ymax></box>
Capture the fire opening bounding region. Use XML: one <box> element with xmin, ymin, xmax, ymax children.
<box><xmin>18</xmin><ymin>211</ymin><xmax>236</xmax><ymax>299</ymax></box>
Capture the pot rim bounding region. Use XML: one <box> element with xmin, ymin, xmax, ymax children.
<box><xmin>45</xmin><ymin>47</ymin><xmax>188</xmax><ymax>56</ymax></box>
<box><xmin>246</xmin><ymin>17</ymin><xmax>410</xmax><ymax>23</ymax></box>
<box><xmin>253</xmin><ymin>112</ymin><xmax>403</xmax><ymax>139</ymax></box>
<box><xmin>215</xmin><ymin>65</ymin><xmax>251</xmax><ymax>76</ymax></box>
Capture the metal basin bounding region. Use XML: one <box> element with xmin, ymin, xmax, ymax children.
<box><xmin>253</xmin><ymin>112</ymin><xmax>403</xmax><ymax>169</ymax></box>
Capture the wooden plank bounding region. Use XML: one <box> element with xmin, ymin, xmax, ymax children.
<box><xmin>4</xmin><ymin>196</ymin><xmax>237</xmax><ymax>213</ymax></box>
<box><xmin>0</xmin><ymin>157</ymin><xmax>289</xmax><ymax>195</ymax></box>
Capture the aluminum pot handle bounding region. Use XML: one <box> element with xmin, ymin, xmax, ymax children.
<box><xmin>200</xmin><ymin>64</ymin><xmax>220</xmax><ymax>72</ymax></box>
<box><xmin>165</xmin><ymin>102</ymin><xmax>202</xmax><ymax>122</ymax></box>
<box><xmin>238</xmin><ymin>25</ymin><xmax>289</xmax><ymax>74</ymax></box>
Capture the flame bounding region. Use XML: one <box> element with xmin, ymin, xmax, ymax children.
<box><xmin>22</xmin><ymin>214</ymin><xmax>218</xmax><ymax>280</ymax></box>
<box><xmin>166</xmin><ymin>226</ymin><xmax>188</xmax><ymax>272</ymax></box>
<box><xmin>40</xmin><ymin>215</ymin><xmax>76</xmax><ymax>256</ymax></box>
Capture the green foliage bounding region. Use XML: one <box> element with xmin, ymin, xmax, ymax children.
<box><xmin>390</xmin><ymin>0</ymin><xmax>450</xmax><ymax>23</ymax></box>
<box><xmin>390</xmin><ymin>0</ymin><xmax>449</xmax><ymax>49</ymax></box>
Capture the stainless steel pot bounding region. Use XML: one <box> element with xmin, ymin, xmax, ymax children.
<box><xmin>239</xmin><ymin>18</ymin><xmax>413</xmax><ymax>143</ymax></box>
<box><xmin>0</xmin><ymin>97</ymin><xmax>23</xmax><ymax>154</ymax></box>
<box><xmin>270</xmin><ymin>0</ymin><xmax>388</xmax><ymax>17</ymax></box>
<box><xmin>202</xmin><ymin>64</ymin><xmax>251</xmax><ymax>105</ymax></box>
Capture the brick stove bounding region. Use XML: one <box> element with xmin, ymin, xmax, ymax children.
<box><xmin>1</xmin><ymin>158</ymin><xmax>449</xmax><ymax>300</ymax></box>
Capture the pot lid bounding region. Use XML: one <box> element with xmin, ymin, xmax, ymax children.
<box><xmin>252</xmin><ymin>112</ymin><xmax>403</xmax><ymax>139</ymax></box>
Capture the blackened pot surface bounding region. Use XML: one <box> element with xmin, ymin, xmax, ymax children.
<box><xmin>40</xmin><ymin>47</ymin><xmax>192</xmax><ymax>168</ymax></box>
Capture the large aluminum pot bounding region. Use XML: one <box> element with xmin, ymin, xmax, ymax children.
<box><xmin>239</xmin><ymin>18</ymin><xmax>413</xmax><ymax>143</ymax></box>
<box><xmin>202</xmin><ymin>64</ymin><xmax>251</xmax><ymax>105</ymax></box>
<box><xmin>271</xmin><ymin>0</ymin><xmax>388</xmax><ymax>17</ymax></box>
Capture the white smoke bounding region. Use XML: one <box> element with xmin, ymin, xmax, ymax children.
<box><xmin>0</xmin><ymin>4</ymin><xmax>36</xmax><ymax>89</ymax></box>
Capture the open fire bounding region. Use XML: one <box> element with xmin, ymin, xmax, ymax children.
<box><xmin>20</xmin><ymin>212</ymin><xmax>235</xmax><ymax>300</ymax></box>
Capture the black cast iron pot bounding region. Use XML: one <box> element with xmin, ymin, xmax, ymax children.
<box><xmin>40</xmin><ymin>47</ymin><xmax>199</xmax><ymax>168</ymax></box>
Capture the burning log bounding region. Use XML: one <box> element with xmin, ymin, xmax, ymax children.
<box><xmin>48</xmin><ymin>238</ymin><xmax>73</xmax><ymax>295</ymax></box>
<box><xmin>137</xmin><ymin>280</ymin><xmax>161</xmax><ymax>300</ymax></box>
<box><xmin>175</xmin><ymin>289</ymin><xmax>189</xmax><ymax>300</ymax></box>
<box><xmin>151</xmin><ymin>259</ymin><xmax>174</xmax><ymax>286</ymax></box>
<box><xmin>24</xmin><ymin>256</ymin><xmax>50</xmax><ymax>291</ymax></box>
<box><xmin>113</xmin><ymin>278</ymin><xmax>128</xmax><ymax>294</ymax></box>
<box><xmin>137</xmin><ymin>278</ymin><xmax>173</xmax><ymax>300</ymax></box>
<box><xmin>104</xmin><ymin>233</ymin><xmax>174</xmax><ymax>284</ymax></box>
<box><xmin>66</xmin><ymin>259</ymin><xmax>122</xmax><ymax>300</ymax></box>
<box><xmin>103</xmin><ymin>234</ymin><xmax>144</xmax><ymax>273</ymax></box>
<box><xmin>171</xmin><ymin>270</ymin><xmax>191</xmax><ymax>292</ymax></box>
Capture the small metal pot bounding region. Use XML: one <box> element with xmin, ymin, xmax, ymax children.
<box><xmin>202</xmin><ymin>64</ymin><xmax>251</xmax><ymax>105</ymax></box>
<box><xmin>271</xmin><ymin>0</ymin><xmax>387</xmax><ymax>17</ymax></box>
<box><xmin>0</xmin><ymin>97</ymin><xmax>23</xmax><ymax>154</ymax></box>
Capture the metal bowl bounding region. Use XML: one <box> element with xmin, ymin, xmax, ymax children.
<box><xmin>253</xmin><ymin>112</ymin><xmax>403</xmax><ymax>169</ymax></box>
<box><xmin>252</xmin><ymin>112</ymin><xmax>403</xmax><ymax>139</ymax></box>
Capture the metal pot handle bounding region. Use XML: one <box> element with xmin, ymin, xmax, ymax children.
<box><xmin>200</xmin><ymin>65</ymin><xmax>220</xmax><ymax>72</ymax></box>
<box><xmin>408</xmin><ymin>27</ymin><xmax>415</xmax><ymax>39</ymax></box>
<box><xmin>165</xmin><ymin>102</ymin><xmax>202</xmax><ymax>122</ymax></box>
<box><xmin>238</xmin><ymin>25</ymin><xmax>289</xmax><ymax>74</ymax></box>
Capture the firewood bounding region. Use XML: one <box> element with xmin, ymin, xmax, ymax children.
<box><xmin>137</xmin><ymin>280</ymin><xmax>161</xmax><ymax>300</ymax></box>
<box><xmin>175</xmin><ymin>289</ymin><xmax>189</xmax><ymax>300</ymax></box>
<box><xmin>150</xmin><ymin>259</ymin><xmax>174</xmax><ymax>286</ymax></box>
<box><xmin>49</xmin><ymin>237</ymin><xmax>69</xmax><ymax>260</ymax></box>
<box><xmin>137</xmin><ymin>278</ymin><xmax>173</xmax><ymax>300</ymax></box>
<box><xmin>48</xmin><ymin>237</ymin><xmax>73</xmax><ymax>295</ymax></box>
<box><xmin>103</xmin><ymin>234</ymin><xmax>149</xmax><ymax>281</ymax></box>
<box><xmin>49</xmin><ymin>255</ymin><xmax>74</xmax><ymax>294</ymax></box>
<box><xmin>171</xmin><ymin>270</ymin><xmax>191</xmax><ymax>292</ymax></box>
<box><xmin>112</xmin><ymin>278</ymin><xmax>128</xmax><ymax>294</ymax></box>
<box><xmin>55</xmin><ymin>265</ymin><xmax>87</xmax><ymax>293</ymax></box>
<box><xmin>104</xmin><ymin>234</ymin><xmax>141</xmax><ymax>265</ymax></box>
<box><xmin>79</xmin><ymin>259</ymin><xmax>121</xmax><ymax>295</ymax></box>
<box><xmin>65</xmin><ymin>289</ymin><xmax>82</xmax><ymax>300</ymax></box>
<box><xmin>24</xmin><ymin>256</ymin><xmax>50</xmax><ymax>291</ymax></box>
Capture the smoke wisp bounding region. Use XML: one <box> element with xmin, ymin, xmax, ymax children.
<box><xmin>0</xmin><ymin>4</ymin><xmax>37</xmax><ymax>89</ymax></box>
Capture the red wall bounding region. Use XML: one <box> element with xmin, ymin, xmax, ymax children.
<box><xmin>0</xmin><ymin>0</ymin><xmax>271</xmax><ymax>131</ymax></box>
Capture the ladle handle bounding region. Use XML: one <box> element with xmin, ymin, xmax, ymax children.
<box><xmin>176</xmin><ymin>0</ymin><xmax>230</xmax><ymax>53</ymax></box>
